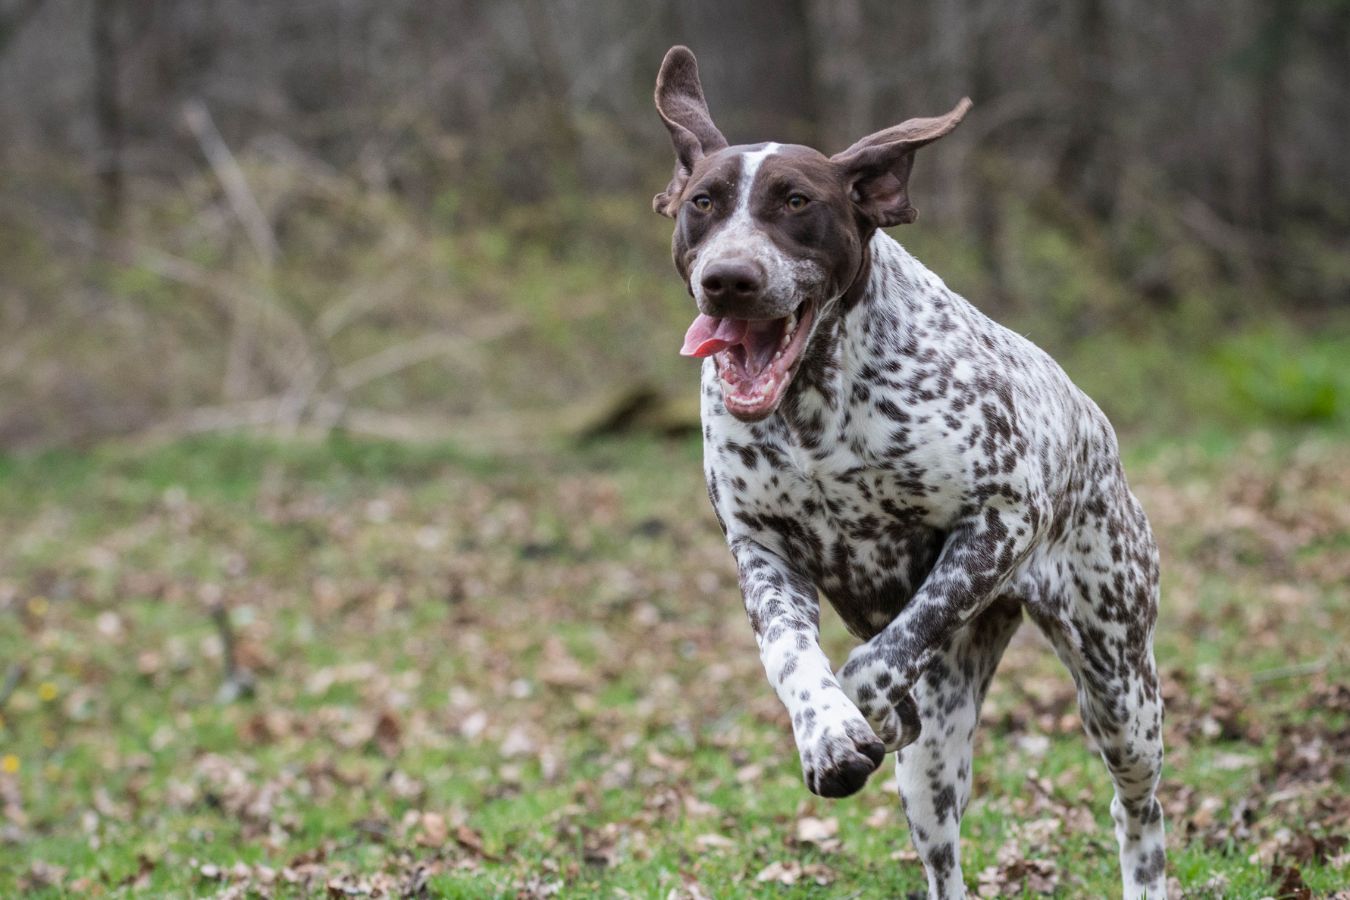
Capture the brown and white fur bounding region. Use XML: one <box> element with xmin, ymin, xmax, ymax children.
<box><xmin>653</xmin><ymin>46</ymin><xmax>1166</xmax><ymax>899</ymax></box>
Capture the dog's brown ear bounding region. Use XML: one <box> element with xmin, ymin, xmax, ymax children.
<box><xmin>653</xmin><ymin>46</ymin><xmax>728</xmax><ymax>217</ymax></box>
<box><xmin>831</xmin><ymin>98</ymin><xmax>972</xmax><ymax>228</ymax></box>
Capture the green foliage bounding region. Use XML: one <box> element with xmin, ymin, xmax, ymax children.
<box><xmin>1214</xmin><ymin>329</ymin><xmax>1348</xmax><ymax>425</ymax></box>
<box><xmin>1055</xmin><ymin>321</ymin><xmax>1350</xmax><ymax>435</ymax></box>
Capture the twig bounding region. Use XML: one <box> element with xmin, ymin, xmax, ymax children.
<box><xmin>0</xmin><ymin>663</ymin><xmax>25</xmax><ymax>711</ymax></box>
<box><xmin>315</xmin><ymin>268</ymin><xmax>416</xmax><ymax>339</ymax></box>
<box><xmin>1251</xmin><ymin>659</ymin><xmax>1328</xmax><ymax>685</ymax></box>
<box><xmin>333</xmin><ymin>316</ymin><xmax>521</xmax><ymax>392</ymax></box>
<box><xmin>207</xmin><ymin>601</ymin><xmax>255</xmax><ymax>703</ymax></box>
<box><xmin>147</xmin><ymin>397</ymin><xmax>290</xmax><ymax>438</ymax></box>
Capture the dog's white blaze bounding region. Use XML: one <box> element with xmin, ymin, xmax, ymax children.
<box><xmin>736</xmin><ymin>142</ymin><xmax>779</xmax><ymax>208</ymax></box>
<box><xmin>689</xmin><ymin>143</ymin><xmax>825</xmax><ymax>313</ymax></box>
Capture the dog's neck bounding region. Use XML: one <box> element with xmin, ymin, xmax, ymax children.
<box><xmin>778</xmin><ymin>232</ymin><xmax>944</xmax><ymax>448</ymax></box>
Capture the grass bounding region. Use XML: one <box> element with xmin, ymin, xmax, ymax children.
<box><xmin>0</xmin><ymin>426</ymin><xmax>1347</xmax><ymax>897</ymax></box>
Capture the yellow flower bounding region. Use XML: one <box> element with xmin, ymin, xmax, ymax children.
<box><xmin>26</xmin><ymin>596</ymin><xmax>49</xmax><ymax>617</ymax></box>
<box><xmin>37</xmin><ymin>682</ymin><xmax>58</xmax><ymax>702</ymax></box>
<box><xmin>1</xmin><ymin>754</ymin><xmax>18</xmax><ymax>774</ymax></box>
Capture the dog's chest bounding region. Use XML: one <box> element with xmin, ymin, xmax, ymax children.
<box><xmin>707</xmin><ymin>421</ymin><xmax>953</xmax><ymax>638</ymax></box>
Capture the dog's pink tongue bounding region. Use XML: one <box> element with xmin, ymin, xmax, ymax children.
<box><xmin>681</xmin><ymin>315</ymin><xmax>749</xmax><ymax>358</ymax></box>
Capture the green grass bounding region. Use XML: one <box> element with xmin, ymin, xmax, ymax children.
<box><xmin>0</xmin><ymin>429</ymin><xmax>1347</xmax><ymax>896</ymax></box>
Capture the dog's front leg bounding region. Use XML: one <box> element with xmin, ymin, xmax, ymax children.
<box><xmin>837</xmin><ymin>505</ymin><xmax>1039</xmax><ymax>749</ymax></box>
<box><xmin>731</xmin><ymin>537</ymin><xmax>887</xmax><ymax>797</ymax></box>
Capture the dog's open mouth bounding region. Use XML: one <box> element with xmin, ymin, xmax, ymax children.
<box><xmin>680</xmin><ymin>301</ymin><xmax>815</xmax><ymax>420</ymax></box>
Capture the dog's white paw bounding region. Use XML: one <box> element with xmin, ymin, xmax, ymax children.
<box><xmin>797</xmin><ymin>711</ymin><xmax>886</xmax><ymax>797</ymax></box>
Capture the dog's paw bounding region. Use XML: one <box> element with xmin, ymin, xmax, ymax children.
<box><xmin>799</xmin><ymin>714</ymin><xmax>886</xmax><ymax>798</ymax></box>
<box><xmin>837</xmin><ymin>649</ymin><xmax>922</xmax><ymax>753</ymax></box>
<box><xmin>868</xmin><ymin>692</ymin><xmax>920</xmax><ymax>753</ymax></box>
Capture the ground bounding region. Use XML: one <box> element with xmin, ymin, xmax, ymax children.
<box><xmin>0</xmin><ymin>427</ymin><xmax>1347</xmax><ymax>897</ymax></box>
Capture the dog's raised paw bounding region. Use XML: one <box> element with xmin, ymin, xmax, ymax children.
<box><xmin>800</xmin><ymin>718</ymin><xmax>886</xmax><ymax>798</ymax></box>
<box><xmin>836</xmin><ymin>659</ymin><xmax>922</xmax><ymax>753</ymax></box>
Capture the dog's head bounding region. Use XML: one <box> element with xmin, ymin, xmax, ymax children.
<box><xmin>653</xmin><ymin>45</ymin><xmax>970</xmax><ymax>422</ymax></box>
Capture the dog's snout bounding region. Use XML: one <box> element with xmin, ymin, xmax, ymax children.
<box><xmin>701</xmin><ymin>260</ymin><xmax>765</xmax><ymax>307</ymax></box>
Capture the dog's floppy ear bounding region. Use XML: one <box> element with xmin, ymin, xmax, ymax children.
<box><xmin>831</xmin><ymin>98</ymin><xmax>972</xmax><ymax>227</ymax></box>
<box><xmin>653</xmin><ymin>46</ymin><xmax>728</xmax><ymax>217</ymax></box>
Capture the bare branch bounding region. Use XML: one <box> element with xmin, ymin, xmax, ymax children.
<box><xmin>333</xmin><ymin>315</ymin><xmax>521</xmax><ymax>393</ymax></box>
<box><xmin>1251</xmin><ymin>659</ymin><xmax>1328</xmax><ymax>685</ymax></box>
<box><xmin>182</xmin><ymin>99</ymin><xmax>279</xmax><ymax>269</ymax></box>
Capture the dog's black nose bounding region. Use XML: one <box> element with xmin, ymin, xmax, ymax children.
<box><xmin>701</xmin><ymin>260</ymin><xmax>765</xmax><ymax>307</ymax></box>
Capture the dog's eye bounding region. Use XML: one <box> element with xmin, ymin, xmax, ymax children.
<box><xmin>690</xmin><ymin>195</ymin><xmax>713</xmax><ymax>212</ymax></box>
<box><xmin>786</xmin><ymin>194</ymin><xmax>810</xmax><ymax>211</ymax></box>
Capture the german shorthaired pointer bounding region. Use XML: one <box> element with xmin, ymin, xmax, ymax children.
<box><xmin>652</xmin><ymin>47</ymin><xmax>1166</xmax><ymax>899</ymax></box>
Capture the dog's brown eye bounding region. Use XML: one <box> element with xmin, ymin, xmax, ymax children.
<box><xmin>786</xmin><ymin>194</ymin><xmax>810</xmax><ymax>211</ymax></box>
<box><xmin>691</xmin><ymin>195</ymin><xmax>713</xmax><ymax>212</ymax></box>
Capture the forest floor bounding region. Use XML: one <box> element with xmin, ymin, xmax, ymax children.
<box><xmin>0</xmin><ymin>426</ymin><xmax>1347</xmax><ymax>897</ymax></box>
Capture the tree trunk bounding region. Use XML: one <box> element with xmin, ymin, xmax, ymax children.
<box><xmin>1249</xmin><ymin>0</ymin><xmax>1296</xmax><ymax>279</ymax></box>
<box><xmin>970</xmin><ymin>11</ymin><xmax>1005</xmax><ymax>307</ymax></box>
<box><xmin>929</xmin><ymin>0</ymin><xmax>972</xmax><ymax>227</ymax></box>
<box><xmin>91</xmin><ymin>0</ymin><xmax>124</xmax><ymax>231</ymax></box>
<box><xmin>805</xmin><ymin>0</ymin><xmax>871</xmax><ymax>145</ymax></box>
<box><xmin>0</xmin><ymin>0</ymin><xmax>45</xmax><ymax>55</ymax></box>
<box><xmin>1055</xmin><ymin>0</ymin><xmax>1116</xmax><ymax>221</ymax></box>
<box><xmin>679</xmin><ymin>0</ymin><xmax>817</xmax><ymax>145</ymax></box>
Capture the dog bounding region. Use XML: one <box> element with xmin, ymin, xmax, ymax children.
<box><xmin>652</xmin><ymin>46</ymin><xmax>1166</xmax><ymax>899</ymax></box>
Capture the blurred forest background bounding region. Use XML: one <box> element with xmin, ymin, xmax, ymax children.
<box><xmin>1</xmin><ymin>0</ymin><xmax>1348</xmax><ymax>449</ymax></box>
<box><xmin>2</xmin><ymin>3</ymin><xmax>1349</xmax><ymax>896</ymax></box>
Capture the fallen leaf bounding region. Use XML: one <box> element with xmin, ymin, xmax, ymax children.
<box><xmin>695</xmin><ymin>833</ymin><xmax>735</xmax><ymax>851</ymax></box>
<box><xmin>755</xmin><ymin>860</ymin><xmax>801</xmax><ymax>886</ymax></box>
<box><xmin>416</xmin><ymin>811</ymin><xmax>447</xmax><ymax>847</ymax></box>
<box><xmin>373</xmin><ymin>709</ymin><xmax>402</xmax><ymax>757</ymax></box>
<box><xmin>794</xmin><ymin>815</ymin><xmax>840</xmax><ymax>849</ymax></box>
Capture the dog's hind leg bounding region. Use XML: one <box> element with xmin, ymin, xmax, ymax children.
<box><xmin>1031</xmin><ymin>500</ymin><xmax>1167</xmax><ymax>899</ymax></box>
<box><xmin>895</xmin><ymin>595</ymin><xmax>1022</xmax><ymax>900</ymax></box>
<box><xmin>1098</xmin><ymin>653</ymin><xmax>1167</xmax><ymax>900</ymax></box>
<box><xmin>1042</xmin><ymin>623</ymin><xmax>1166</xmax><ymax>899</ymax></box>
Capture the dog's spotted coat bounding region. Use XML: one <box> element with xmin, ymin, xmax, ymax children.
<box><xmin>653</xmin><ymin>47</ymin><xmax>1166</xmax><ymax>899</ymax></box>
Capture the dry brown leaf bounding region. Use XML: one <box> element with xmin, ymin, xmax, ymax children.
<box><xmin>415</xmin><ymin>811</ymin><xmax>447</xmax><ymax>847</ymax></box>
<box><xmin>373</xmin><ymin>709</ymin><xmax>402</xmax><ymax>757</ymax></box>
<box><xmin>794</xmin><ymin>814</ymin><xmax>841</xmax><ymax>852</ymax></box>
<box><xmin>455</xmin><ymin>823</ymin><xmax>494</xmax><ymax>860</ymax></box>
<box><xmin>694</xmin><ymin>833</ymin><xmax>735</xmax><ymax>852</ymax></box>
